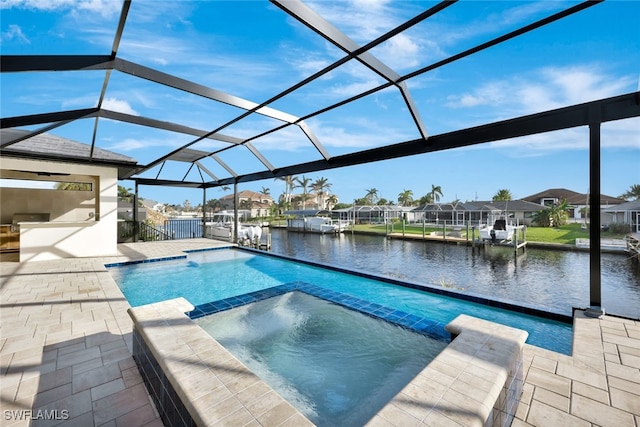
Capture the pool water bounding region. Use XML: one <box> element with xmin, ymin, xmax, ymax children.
<box><xmin>196</xmin><ymin>291</ymin><xmax>446</xmax><ymax>426</ymax></box>
<box><xmin>108</xmin><ymin>248</ymin><xmax>573</xmax><ymax>354</ymax></box>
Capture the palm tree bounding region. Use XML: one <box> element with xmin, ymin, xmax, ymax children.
<box><xmin>430</xmin><ymin>184</ymin><xmax>443</xmax><ymax>203</ymax></box>
<box><xmin>397</xmin><ymin>189</ymin><xmax>413</xmax><ymax>207</ymax></box>
<box><xmin>261</xmin><ymin>186</ymin><xmax>270</xmax><ymax>195</ymax></box>
<box><xmin>311</xmin><ymin>177</ymin><xmax>332</xmax><ymax>209</ymax></box>
<box><xmin>365</xmin><ymin>188</ymin><xmax>379</xmax><ymax>205</ymax></box>
<box><xmin>619</xmin><ymin>184</ymin><xmax>640</xmax><ymax>201</ymax></box>
<box><xmin>493</xmin><ymin>188</ymin><xmax>513</xmax><ymax>201</ymax></box>
<box><xmin>275</xmin><ymin>175</ymin><xmax>296</xmax><ymax>205</ymax></box>
<box><xmin>418</xmin><ymin>194</ymin><xmax>433</xmax><ymax>205</ymax></box>
<box><xmin>294</xmin><ymin>175</ymin><xmax>312</xmax><ymax>210</ymax></box>
<box><xmin>326</xmin><ymin>194</ymin><xmax>338</xmax><ymax>210</ymax></box>
<box><xmin>534</xmin><ymin>199</ymin><xmax>570</xmax><ymax>227</ymax></box>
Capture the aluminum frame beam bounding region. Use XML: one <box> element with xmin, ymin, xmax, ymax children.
<box><xmin>273</xmin><ymin>0</ymin><xmax>432</xmax><ymax>139</ymax></box>
<box><xmin>132</xmin><ymin>92</ymin><xmax>639</xmax><ymax>188</ymax></box>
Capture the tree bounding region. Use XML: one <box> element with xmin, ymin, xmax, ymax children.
<box><xmin>294</xmin><ymin>175</ymin><xmax>312</xmax><ymax>210</ymax></box>
<box><xmin>493</xmin><ymin>189</ymin><xmax>513</xmax><ymax>201</ymax></box>
<box><xmin>55</xmin><ymin>182</ymin><xmax>92</xmax><ymax>191</ymax></box>
<box><xmin>619</xmin><ymin>184</ymin><xmax>640</xmax><ymax>201</ymax></box>
<box><xmin>275</xmin><ymin>175</ymin><xmax>296</xmax><ymax>205</ymax></box>
<box><xmin>533</xmin><ymin>199</ymin><xmax>570</xmax><ymax>227</ymax></box>
<box><xmin>397</xmin><ymin>189</ymin><xmax>414</xmax><ymax>206</ymax></box>
<box><xmin>205</xmin><ymin>198</ymin><xmax>222</xmax><ymax>212</ymax></box>
<box><xmin>418</xmin><ymin>194</ymin><xmax>433</xmax><ymax>205</ymax></box>
<box><xmin>261</xmin><ymin>186</ymin><xmax>270</xmax><ymax>195</ymax></box>
<box><xmin>364</xmin><ymin>188</ymin><xmax>379</xmax><ymax>205</ymax></box>
<box><xmin>326</xmin><ymin>194</ymin><xmax>338</xmax><ymax>210</ymax></box>
<box><xmin>118</xmin><ymin>185</ymin><xmax>134</xmax><ymax>202</ymax></box>
<box><xmin>430</xmin><ymin>184</ymin><xmax>443</xmax><ymax>203</ymax></box>
<box><xmin>183</xmin><ymin>199</ymin><xmax>192</xmax><ymax>211</ymax></box>
<box><xmin>311</xmin><ymin>177</ymin><xmax>332</xmax><ymax>209</ymax></box>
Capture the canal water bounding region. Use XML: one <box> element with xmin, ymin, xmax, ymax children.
<box><xmin>267</xmin><ymin>229</ymin><xmax>640</xmax><ymax>319</ymax></box>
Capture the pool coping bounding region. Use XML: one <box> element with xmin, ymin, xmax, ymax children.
<box><xmin>129</xmin><ymin>297</ymin><xmax>528</xmax><ymax>427</ymax></box>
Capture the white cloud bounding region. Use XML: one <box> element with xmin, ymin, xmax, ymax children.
<box><xmin>102</xmin><ymin>98</ymin><xmax>138</xmax><ymax>115</ymax></box>
<box><xmin>104</xmin><ymin>136</ymin><xmax>182</xmax><ymax>153</ymax></box>
<box><xmin>1</xmin><ymin>0</ymin><xmax>120</xmax><ymax>18</ymax></box>
<box><xmin>445</xmin><ymin>65</ymin><xmax>635</xmax><ymax>114</ymax></box>
<box><xmin>1</xmin><ymin>24</ymin><xmax>29</xmax><ymax>43</ymax></box>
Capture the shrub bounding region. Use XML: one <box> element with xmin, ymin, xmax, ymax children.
<box><xmin>607</xmin><ymin>222</ymin><xmax>631</xmax><ymax>234</ymax></box>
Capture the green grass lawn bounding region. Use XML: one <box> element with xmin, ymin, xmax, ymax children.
<box><xmin>351</xmin><ymin>222</ymin><xmax>626</xmax><ymax>245</ymax></box>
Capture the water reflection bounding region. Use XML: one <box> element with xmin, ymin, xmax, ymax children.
<box><xmin>267</xmin><ymin>229</ymin><xmax>639</xmax><ymax>319</ymax></box>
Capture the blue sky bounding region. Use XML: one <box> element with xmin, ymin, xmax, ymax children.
<box><xmin>1</xmin><ymin>0</ymin><xmax>639</xmax><ymax>206</ymax></box>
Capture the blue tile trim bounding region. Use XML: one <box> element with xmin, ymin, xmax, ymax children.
<box><xmin>104</xmin><ymin>245</ymin><xmax>233</xmax><ymax>268</ymax></box>
<box><xmin>187</xmin><ymin>281</ymin><xmax>450</xmax><ymax>342</ymax></box>
<box><xmin>183</xmin><ymin>246</ymin><xmax>234</xmax><ymax>253</ymax></box>
<box><xmin>104</xmin><ymin>255</ymin><xmax>188</xmax><ymax>268</ymax></box>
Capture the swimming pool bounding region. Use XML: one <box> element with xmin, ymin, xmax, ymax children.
<box><xmin>108</xmin><ymin>247</ymin><xmax>573</xmax><ymax>354</ymax></box>
<box><xmin>196</xmin><ymin>291</ymin><xmax>447</xmax><ymax>426</ymax></box>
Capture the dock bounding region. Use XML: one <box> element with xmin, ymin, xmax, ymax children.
<box><xmin>627</xmin><ymin>233</ymin><xmax>640</xmax><ymax>259</ymax></box>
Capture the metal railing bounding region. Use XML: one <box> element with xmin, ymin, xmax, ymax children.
<box><xmin>117</xmin><ymin>221</ymin><xmax>173</xmax><ymax>243</ymax></box>
<box><xmin>163</xmin><ymin>219</ymin><xmax>203</xmax><ymax>239</ymax></box>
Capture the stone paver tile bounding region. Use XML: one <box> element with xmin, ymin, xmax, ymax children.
<box><xmin>572</xmin><ymin>380</ymin><xmax>610</xmax><ymax>405</ymax></box>
<box><xmin>422</xmin><ymin>408</ymin><xmax>469</xmax><ymax>427</ymax></box>
<box><xmin>603</xmin><ymin>341</ymin><xmax>618</xmax><ymax>355</ymax></box>
<box><xmin>120</xmin><ymin>366</ymin><xmax>143</xmax><ymax>388</ymax></box>
<box><xmin>515</xmin><ymin>400</ymin><xmax>529</xmax><ymax>421</ymax></box>
<box><xmin>570</xmin><ymin>392</ymin><xmax>635</xmax><ymax>427</ymax></box>
<box><xmin>278</xmin><ymin>412</ymin><xmax>315</xmax><ymax>427</ymax></box>
<box><xmin>92</xmin><ymin>383</ymin><xmax>149</xmax><ymax>425</ymax></box>
<box><xmin>609</xmin><ymin>375</ymin><xmax>640</xmax><ymax>395</ymax></box>
<box><xmin>33</xmin><ymin>383</ymin><xmax>73</xmax><ymax>407</ymax></box>
<box><xmin>618</xmin><ymin>344</ymin><xmax>640</xmax><ymax>358</ymax></box>
<box><xmin>71</xmin><ymin>357</ymin><xmax>104</xmax><ymax>376</ymax></box>
<box><xmin>101</xmin><ymin>346</ymin><xmax>132</xmax><ymax>365</ymax></box>
<box><xmin>531</xmin><ymin>355</ymin><xmax>557</xmax><ymax>373</ymax></box>
<box><xmin>532</xmin><ymin>387</ymin><xmax>569</xmax><ymax>412</ymax></box>
<box><xmin>72</xmin><ymin>361</ymin><xmax>122</xmax><ymax>394</ymax></box>
<box><xmin>609</xmin><ymin>386</ymin><xmax>640</xmax><ymax>414</ymax></box>
<box><xmin>620</xmin><ymin>352</ymin><xmax>640</xmax><ymax>369</ymax></box>
<box><xmin>603</xmin><ymin>333</ymin><xmax>640</xmax><ymax>351</ymax></box>
<box><xmin>32</xmin><ymin>389</ymin><xmax>93</xmax><ymax>423</ymax></box>
<box><xmin>556</xmin><ymin>362</ymin><xmax>608</xmax><ymax>390</ymax></box>
<box><xmin>244</xmin><ymin>390</ymin><xmax>283</xmax><ymax>418</ymax></box>
<box><xmin>605</xmin><ymin>360</ymin><xmax>640</xmax><ymax>382</ymax></box>
<box><xmin>605</xmin><ymin>352</ymin><xmax>621</xmax><ymax>363</ymax></box>
<box><xmin>256</xmin><ymin>401</ymin><xmax>300</xmax><ymax>427</ymax></box>
<box><xmin>365</xmin><ymin>414</ymin><xmax>398</xmax><ymax>427</ymax></box>
<box><xmin>376</xmin><ymin>402</ymin><xmax>422</xmax><ymax>427</ymax></box>
<box><xmin>527</xmin><ymin>399</ymin><xmax>589</xmax><ymax>427</ymax></box>
<box><xmin>114</xmin><ymin>403</ymin><xmax>159</xmax><ymax>427</ymax></box>
<box><xmin>90</xmin><ymin>378</ymin><xmax>125</xmax><ymax>402</ymax></box>
<box><xmin>216</xmin><ymin>407</ymin><xmax>257</xmax><ymax>427</ymax></box>
<box><xmin>198</xmin><ymin>396</ymin><xmax>244</xmax><ymax>426</ymax></box>
<box><xmin>234</xmin><ymin>380</ymin><xmax>272</xmax><ymax>407</ymax></box>
<box><xmin>525</xmin><ymin>367</ymin><xmax>572</xmax><ymax>397</ymax></box>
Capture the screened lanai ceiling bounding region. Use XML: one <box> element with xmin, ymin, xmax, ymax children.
<box><xmin>1</xmin><ymin>0</ymin><xmax>639</xmax><ymax>187</ymax></box>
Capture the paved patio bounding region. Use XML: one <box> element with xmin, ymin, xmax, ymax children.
<box><xmin>1</xmin><ymin>240</ymin><xmax>638</xmax><ymax>426</ymax></box>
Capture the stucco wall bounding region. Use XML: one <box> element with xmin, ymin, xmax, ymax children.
<box><xmin>0</xmin><ymin>157</ymin><xmax>119</xmax><ymax>262</ymax></box>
